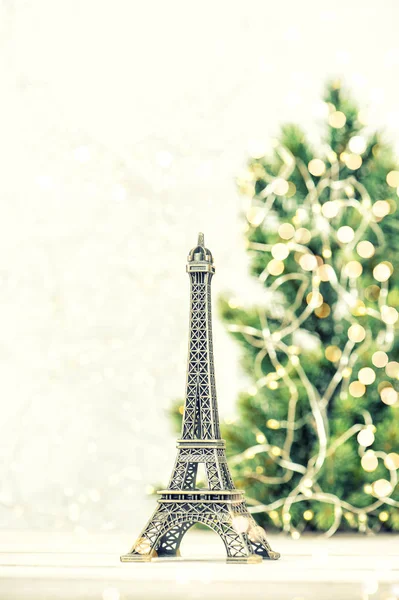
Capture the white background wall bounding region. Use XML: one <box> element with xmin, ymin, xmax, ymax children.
<box><xmin>1</xmin><ymin>0</ymin><xmax>399</xmax><ymax>532</ymax></box>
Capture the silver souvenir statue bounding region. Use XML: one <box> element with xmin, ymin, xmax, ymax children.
<box><xmin>121</xmin><ymin>234</ymin><xmax>280</xmax><ymax>563</ymax></box>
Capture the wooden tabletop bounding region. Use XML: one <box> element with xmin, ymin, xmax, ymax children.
<box><xmin>1</xmin><ymin>531</ymin><xmax>399</xmax><ymax>600</ymax></box>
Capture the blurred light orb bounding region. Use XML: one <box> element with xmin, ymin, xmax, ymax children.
<box><xmin>322</xmin><ymin>200</ymin><xmax>340</xmax><ymax>218</ymax></box>
<box><xmin>357</xmin><ymin>240</ymin><xmax>375</xmax><ymax>258</ymax></box>
<box><xmin>299</xmin><ymin>254</ymin><xmax>317</xmax><ymax>271</ymax></box>
<box><xmin>337</xmin><ymin>225</ymin><xmax>355</xmax><ymax>243</ymax></box>
<box><xmin>345</xmin><ymin>153</ymin><xmax>362</xmax><ymax>170</ymax></box>
<box><xmin>325</xmin><ymin>345</ymin><xmax>342</xmax><ymax>362</ymax></box>
<box><xmin>372</xmin><ymin>200</ymin><xmax>390</xmax><ymax>218</ymax></box>
<box><xmin>380</xmin><ymin>386</ymin><xmax>398</xmax><ymax>406</ymax></box>
<box><xmin>349</xmin><ymin>380</ymin><xmax>366</xmax><ymax>398</ymax></box>
<box><xmin>373</xmin><ymin>479</ymin><xmax>393</xmax><ymax>498</ymax></box>
<box><xmin>365</xmin><ymin>284</ymin><xmax>380</xmax><ymax>301</ymax></box>
<box><xmin>306</xmin><ymin>291</ymin><xmax>323</xmax><ymax>308</ymax></box>
<box><xmin>373</xmin><ymin>263</ymin><xmax>391</xmax><ymax>282</ymax></box>
<box><xmin>384</xmin><ymin>452</ymin><xmax>399</xmax><ymax>470</ymax></box>
<box><xmin>303</xmin><ymin>510</ymin><xmax>313</xmax><ymax>521</ymax></box>
<box><xmin>381</xmin><ymin>306</ymin><xmax>398</xmax><ymax>325</ymax></box>
<box><xmin>345</xmin><ymin>260</ymin><xmax>363</xmax><ymax>278</ymax></box>
<box><xmin>379</xmin><ymin>511</ymin><xmax>389</xmax><ymax>522</ymax></box>
<box><xmin>267</xmin><ymin>419</ymin><xmax>280</xmax><ymax>429</ymax></box>
<box><xmin>357</xmin><ymin>428</ymin><xmax>375</xmax><ymax>447</ymax></box>
<box><xmin>317</xmin><ymin>264</ymin><xmax>335</xmax><ymax>282</ymax></box>
<box><xmin>232</xmin><ymin>515</ymin><xmax>249</xmax><ymax>533</ymax></box>
<box><xmin>358</xmin><ymin>367</ymin><xmax>376</xmax><ymax>385</ymax></box>
<box><xmin>348</xmin><ymin>324</ymin><xmax>366</xmax><ymax>343</ymax></box>
<box><xmin>352</xmin><ymin>300</ymin><xmax>366</xmax><ymax>316</ymax></box>
<box><xmin>385</xmin><ymin>361</ymin><xmax>399</xmax><ymax>378</ymax></box>
<box><xmin>278</xmin><ymin>222</ymin><xmax>295</xmax><ymax>240</ymax></box>
<box><xmin>247</xmin><ymin>206</ymin><xmax>265</xmax><ymax>226</ymax></box>
<box><xmin>256</xmin><ymin>433</ymin><xmax>266</xmax><ymax>443</ymax></box>
<box><xmin>295</xmin><ymin>227</ymin><xmax>312</xmax><ymax>244</ymax></box>
<box><xmin>272</xmin><ymin>243</ymin><xmax>290</xmax><ymax>260</ymax></box>
<box><xmin>386</xmin><ymin>170</ymin><xmax>399</xmax><ymax>187</ymax></box>
<box><xmin>308</xmin><ymin>158</ymin><xmax>326</xmax><ymax>176</ymax></box>
<box><xmin>267</xmin><ymin>259</ymin><xmax>285</xmax><ymax>276</ymax></box>
<box><xmin>348</xmin><ymin>135</ymin><xmax>367</xmax><ymax>154</ymax></box>
<box><xmin>361</xmin><ymin>451</ymin><xmax>378</xmax><ymax>472</ymax></box>
<box><xmin>274</xmin><ymin>178</ymin><xmax>289</xmax><ymax>196</ymax></box>
<box><xmin>372</xmin><ymin>351</ymin><xmax>389</xmax><ymax>368</ymax></box>
<box><xmin>287</xmin><ymin>181</ymin><xmax>297</xmax><ymax>197</ymax></box>
<box><xmin>329</xmin><ymin>110</ymin><xmax>346</xmax><ymax>128</ymax></box>
<box><xmin>315</xmin><ymin>303</ymin><xmax>330</xmax><ymax>318</ymax></box>
<box><xmin>135</xmin><ymin>538</ymin><xmax>152</xmax><ymax>555</ymax></box>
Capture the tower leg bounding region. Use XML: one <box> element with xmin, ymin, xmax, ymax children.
<box><xmin>121</xmin><ymin>501</ymin><xmax>279</xmax><ymax>563</ymax></box>
<box><xmin>156</xmin><ymin>522</ymin><xmax>191</xmax><ymax>557</ymax></box>
<box><xmin>120</xmin><ymin>505</ymin><xmax>170</xmax><ymax>562</ymax></box>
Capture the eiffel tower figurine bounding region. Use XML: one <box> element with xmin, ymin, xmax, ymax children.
<box><xmin>121</xmin><ymin>233</ymin><xmax>280</xmax><ymax>564</ymax></box>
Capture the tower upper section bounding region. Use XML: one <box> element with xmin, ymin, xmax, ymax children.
<box><xmin>187</xmin><ymin>232</ymin><xmax>215</xmax><ymax>274</ymax></box>
<box><xmin>181</xmin><ymin>233</ymin><xmax>220</xmax><ymax>440</ymax></box>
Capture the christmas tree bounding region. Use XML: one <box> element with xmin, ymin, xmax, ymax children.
<box><xmin>217</xmin><ymin>81</ymin><xmax>399</xmax><ymax>536</ymax></box>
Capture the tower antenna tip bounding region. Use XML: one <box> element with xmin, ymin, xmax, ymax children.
<box><xmin>198</xmin><ymin>232</ymin><xmax>205</xmax><ymax>246</ymax></box>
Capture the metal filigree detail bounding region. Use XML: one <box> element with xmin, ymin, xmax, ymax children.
<box><xmin>121</xmin><ymin>234</ymin><xmax>280</xmax><ymax>563</ymax></box>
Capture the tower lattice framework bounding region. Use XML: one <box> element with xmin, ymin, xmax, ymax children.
<box><xmin>121</xmin><ymin>233</ymin><xmax>280</xmax><ymax>563</ymax></box>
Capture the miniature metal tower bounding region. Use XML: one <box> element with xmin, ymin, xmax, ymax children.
<box><xmin>121</xmin><ymin>234</ymin><xmax>280</xmax><ymax>563</ymax></box>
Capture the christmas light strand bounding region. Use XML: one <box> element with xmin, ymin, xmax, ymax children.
<box><xmin>230</xmin><ymin>125</ymin><xmax>399</xmax><ymax>537</ymax></box>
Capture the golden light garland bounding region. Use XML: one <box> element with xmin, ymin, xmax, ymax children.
<box><xmin>231</xmin><ymin>125</ymin><xmax>399</xmax><ymax>537</ymax></box>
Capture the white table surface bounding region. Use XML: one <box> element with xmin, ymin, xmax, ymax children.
<box><xmin>1</xmin><ymin>530</ymin><xmax>398</xmax><ymax>600</ymax></box>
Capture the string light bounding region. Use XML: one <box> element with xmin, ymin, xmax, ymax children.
<box><xmin>295</xmin><ymin>228</ymin><xmax>312</xmax><ymax>244</ymax></box>
<box><xmin>386</xmin><ymin>170</ymin><xmax>399</xmax><ymax>187</ymax></box>
<box><xmin>325</xmin><ymin>346</ymin><xmax>342</xmax><ymax>362</ymax></box>
<box><xmin>299</xmin><ymin>254</ymin><xmax>317</xmax><ymax>271</ymax></box>
<box><xmin>348</xmin><ymin>324</ymin><xmax>366</xmax><ymax>343</ymax></box>
<box><xmin>373</xmin><ymin>263</ymin><xmax>391</xmax><ymax>282</ymax></box>
<box><xmin>274</xmin><ymin>178</ymin><xmax>289</xmax><ymax>196</ymax></box>
<box><xmin>278</xmin><ymin>223</ymin><xmax>295</xmax><ymax>239</ymax></box>
<box><xmin>385</xmin><ymin>361</ymin><xmax>399</xmax><ymax>378</ymax></box>
<box><xmin>308</xmin><ymin>159</ymin><xmax>326</xmax><ymax>176</ymax></box>
<box><xmin>384</xmin><ymin>453</ymin><xmax>399</xmax><ymax>469</ymax></box>
<box><xmin>380</xmin><ymin>386</ymin><xmax>398</xmax><ymax>406</ymax></box>
<box><xmin>373</xmin><ymin>479</ymin><xmax>393</xmax><ymax>497</ymax></box>
<box><xmin>372</xmin><ymin>351</ymin><xmax>388</xmax><ymax>368</ymax></box>
<box><xmin>356</xmin><ymin>240</ymin><xmax>375</xmax><ymax>258</ymax></box>
<box><xmin>267</xmin><ymin>259</ymin><xmax>285</xmax><ymax>276</ymax></box>
<box><xmin>247</xmin><ymin>206</ymin><xmax>266</xmax><ymax>226</ymax></box>
<box><xmin>329</xmin><ymin>111</ymin><xmax>346</xmax><ymax>128</ymax></box>
<box><xmin>361</xmin><ymin>451</ymin><xmax>378</xmax><ymax>472</ymax></box>
<box><xmin>348</xmin><ymin>136</ymin><xmax>367</xmax><ymax>154</ymax></box>
<box><xmin>233</xmin><ymin>95</ymin><xmax>399</xmax><ymax>538</ymax></box>
<box><xmin>358</xmin><ymin>367</ymin><xmax>376</xmax><ymax>385</ymax></box>
<box><xmin>337</xmin><ymin>225</ymin><xmax>355</xmax><ymax>243</ymax></box>
<box><xmin>272</xmin><ymin>243</ymin><xmax>290</xmax><ymax>260</ymax></box>
<box><xmin>345</xmin><ymin>154</ymin><xmax>362</xmax><ymax>170</ymax></box>
<box><xmin>322</xmin><ymin>201</ymin><xmax>340</xmax><ymax>218</ymax></box>
<box><xmin>381</xmin><ymin>306</ymin><xmax>398</xmax><ymax>325</ymax></box>
<box><xmin>315</xmin><ymin>303</ymin><xmax>330</xmax><ymax>318</ymax></box>
<box><xmin>357</xmin><ymin>428</ymin><xmax>375</xmax><ymax>447</ymax></box>
<box><xmin>345</xmin><ymin>261</ymin><xmax>363</xmax><ymax>278</ymax></box>
<box><xmin>372</xmin><ymin>200</ymin><xmax>390</xmax><ymax>218</ymax></box>
<box><xmin>349</xmin><ymin>381</ymin><xmax>366</xmax><ymax>398</ymax></box>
